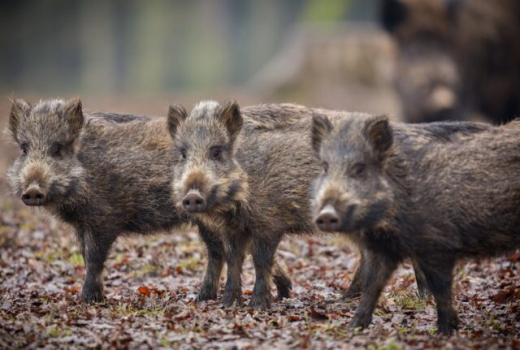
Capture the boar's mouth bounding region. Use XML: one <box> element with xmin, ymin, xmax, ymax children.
<box><xmin>341</xmin><ymin>199</ymin><xmax>391</xmax><ymax>233</ymax></box>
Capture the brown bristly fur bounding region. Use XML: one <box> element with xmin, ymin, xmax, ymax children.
<box><xmin>168</xmin><ymin>100</ymin><xmax>321</xmax><ymax>308</ymax></box>
<box><xmin>168</xmin><ymin>100</ymin><xmax>492</xmax><ymax>309</ymax></box>
<box><xmin>5</xmin><ymin>98</ymin><xmax>298</xmax><ymax>304</ymax></box>
<box><xmin>312</xmin><ymin>111</ymin><xmax>519</xmax><ymax>335</ymax></box>
<box><xmin>6</xmin><ymin>98</ymin><xmax>190</xmax><ymax>302</ymax></box>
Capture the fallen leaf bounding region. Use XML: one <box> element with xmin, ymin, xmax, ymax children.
<box><xmin>310</xmin><ymin>306</ymin><xmax>328</xmax><ymax>320</ymax></box>
<box><xmin>137</xmin><ymin>286</ymin><xmax>151</xmax><ymax>297</ymax></box>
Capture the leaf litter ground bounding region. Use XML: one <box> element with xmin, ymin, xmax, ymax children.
<box><xmin>0</xmin><ymin>198</ymin><xmax>519</xmax><ymax>349</ymax></box>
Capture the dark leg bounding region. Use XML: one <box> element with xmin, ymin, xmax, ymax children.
<box><xmin>222</xmin><ymin>233</ymin><xmax>249</xmax><ymax>307</ymax></box>
<box><xmin>78</xmin><ymin>230</ymin><xmax>116</xmax><ymax>303</ymax></box>
<box><xmin>196</xmin><ymin>225</ymin><xmax>225</xmax><ymax>301</ymax></box>
<box><xmin>249</xmin><ymin>235</ymin><xmax>282</xmax><ymax>310</ymax></box>
<box><xmin>272</xmin><ymin>259</ymin><xmax>292</xmax><ymax>300</ymax></box>
<box><xmin>419</xmin><ymin>258</ymin><xmax>459</xmax><ymax>336</ymax></box>
<box><xmin>348</xmin><ymin>251</ymin><xmax>398</xmax><ymax>329</ymax></box>
<box><xmin>412</xmin><ymin>260</ymin><xmax>429</xmax><ymax>300</ymax></box>
<box><xmin>341</xmin><ymin>252</ymin><xmax>368</xmax><ymax>300</ymax></box>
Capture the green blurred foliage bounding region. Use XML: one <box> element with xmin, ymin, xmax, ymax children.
<box><xmin>0</xmin><ymin>0</ymin><xmax>377</xmax><ymax>94</ymax></box>
<box><xmin>302</xmin><ymin>0</ymin><xmax>353</xmax><ymax>23</ymax></box>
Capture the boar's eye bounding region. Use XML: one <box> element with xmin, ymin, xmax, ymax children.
<box><xmin>210</xmin><ymin>146</ymin><xmax>223</xmax><ymax>161</ymax></box>
<box><xmin>179</xmin><ymin>147</ymin><xmax>187</xmax><ymax>161</ymax></box>
<box><xmin>351</xmin><ymin>163</ymin><xmax>366</xmax><ymax>177</ymax></box>
<box><xmin>51</xmin><ymin>143</ymin><xmax>64</xmax><ymax>158</ymax></box>
<box><xmin>20</xmin><ymin>143</ymin><xmax>29</xmax><ymax>156</ymax></box>
<box><xmin>322</xmin><ymin>161</ymin><xmax>329</xmax><ymax>173</ymax></box>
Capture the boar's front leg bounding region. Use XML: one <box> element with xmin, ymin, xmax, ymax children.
<box><xmin>348</xmin><ymin>250</ymin><xmax>398</xmax><ymax>329</ymax></box>
<box><xmin>196</xmin><ymin>225</ymin><xmax>225</xmax><ymax>301</ymax></box>
<box><xmin>341</xmin><ymin>251</ymin><xmax>369</xmax><ymax>300</ymax></box>
<box><xmin>249</xmin><ymin>234</ymin><xmax>283</xmax><ymax>310</ymax></box>
<box><xmin>222</xmin><ymin>233</ymin><xmax>249</xmax><ymax>307</ymax></box>
<box><xmin>78</xmin><ymin>229</ymin><xmax>117</xmax><ymax>303</ymax></box>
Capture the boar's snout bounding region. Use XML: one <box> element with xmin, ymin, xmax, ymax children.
<box><xmin>21</xmin><ymin>187</ymin><xmax>46</xmax><ymax>206</ymax></box>
<box><xmin>182</xmin><ymin>190</ymin><xmax>207</xmax><ymax>212</ymax></box>
<box><xmin>315</xmin><ymin>204</ymin><xmax>341</xmax><ymax>232</ymax></box>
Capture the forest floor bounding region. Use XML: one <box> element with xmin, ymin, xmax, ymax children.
<box><xmin>0</xmin><ymin>197</ymin><xmax>519</xmax><ymax>349</ymax></box>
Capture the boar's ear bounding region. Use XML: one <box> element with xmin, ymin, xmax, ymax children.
<box><xmin>379</xmin><ymin>0</ymin><xmax>408</xmax><ymax>33</ymax></box>
<box><xmin>218</xmin><ymin>101</ymin><xmax>243</xmax><ymax>143</ymax></box>
<box><xmin>364</xmin><ymin>115</ymin><xmax>393</xmax><ymax>158</ymax></box>
<box><xmin>62</xmin><ymin>98</ymin><xmax>84</xmax><ymax>138</ymax></box>
<box><xmin>311</xmin><ymin>113</ymin><xmax>333</xmax><ymax>155</ymax></box>
<box><xmin>167</xmin><ymin>104</ymin><xmax>188</xmax><ymax>138</ymax></box>
<box><xmin>8</xmin><ymin>99</ymin><xmax>31</xmax><ymax>142</ymax></box>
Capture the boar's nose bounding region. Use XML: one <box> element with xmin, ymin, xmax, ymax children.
<box><xmin>21</xmin><ymin>188</ymin><xmax>46</xmax><ymax>206</ymax></box>
<box><xmin>315</xmin><ymin>204</ymin><xmax>341</xmax><ymax>232</ymax></box>
<box><xmin>182</xmin><ymin>191</ymin><xmax>207</xmax><ymax>212</ymax></box>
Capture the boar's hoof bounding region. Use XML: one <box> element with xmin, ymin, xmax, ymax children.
<box><xmin>81</xmin><ymin>286</ymin><xmax>104</xmax><ymax>303</ymax></box>
<box><xmin>249</xmin><ymin>292</ymin><xmax>273</xmax><ymax>310</ymax></box>
<box><xmin>196</xmin><ymin>287</ymin><xmax>218</xmax><ymax>302</ymax></box>
<box><xmin>341</xmin><ymin>288</ymin><xmax>362</xmax><ymax>301</ymax></box>
<box><xmin>348</xmin><ymin>312</ymin><xmax>372</xmax><ymax>330</ymax></box>
<box><xmin>222</xmin><ymin>288</ymin><xmax>242</xmax><ymax>307</ymax></box>
<box><xmin>437</xmin><ymin>313</ymin><xmax>460</xmax><ymax>336</ymax></box>
<box><xmin>277</xmin><ymin>285</ymin><xmax>291</xmax><ymax>300</ymax></box>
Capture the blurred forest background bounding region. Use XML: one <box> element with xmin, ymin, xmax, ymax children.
<box><xmin>0</xmin><ymin>0</ymin><xmax>378</xmax><ymax>92</ymax></box>
<box><xmin>0</xmin><ymin>0</ymin><xmax>397</xmax><ymax>185</ymax></box>
<box><xmin>0</xmin><ymin>0</ymin><xmax>396</xmax><ymax>108</ymax></box>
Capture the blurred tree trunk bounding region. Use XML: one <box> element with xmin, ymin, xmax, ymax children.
<box><xmin>185</xmin><ymin>0</ymin><xmax>231</xmax><ymax>90</ymax></box>
<box><xmin>247</xmin><ymin>0</ymin><xmax>282</xmax><ymax>74</ymax></box>
<box><xmin>80</xmin><ymin>0</ymin><xmax>117</xmax><ymax>93</ymax></box>
<box><xmin>126</xmin><ymin>0</ymin><xmax>171</xmax><ymax>93</ymax></box>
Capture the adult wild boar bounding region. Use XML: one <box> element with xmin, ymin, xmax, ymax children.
<box><xmin>312</xmin><ymin>112</ymin><xmax>518</xmax><ymax>335</ymax></box>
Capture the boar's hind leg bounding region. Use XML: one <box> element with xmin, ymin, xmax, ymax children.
<box><xmin>419</xmin><ymin>258</ymin><xmax>459</xmax><ymax>336</ymax></box>
<box><xmin>196</xmin><ymin>225</ymin><xmax>225</xmax><ymax>301</ymax></box>
<box><xmin>273</xmin><ymin>259</ymin><xmax>292</xmax><ymax>300</ymax></box>
<box><xmin>249</xmin><ymin>235</ymin><xmax>283</xmax><ymax>310</ymax></box>
<box><xmin>348</xmin><ymin>251</ymin><xmax>398</xmax><ymax>329</ymax></box>
<box><xmin>222</xmin><ymin>234</ymin><xmax>248</xmax><ymax>307</ymax></box>
<box><xmin>412</xmin><ymin>260</ymin><xmax>429</xmax><ymax>300</ymax></box>
<box><xmin>78</xmin><ymin>230</ymin><xmax>117</xmax><ymax>303</ymax></box>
